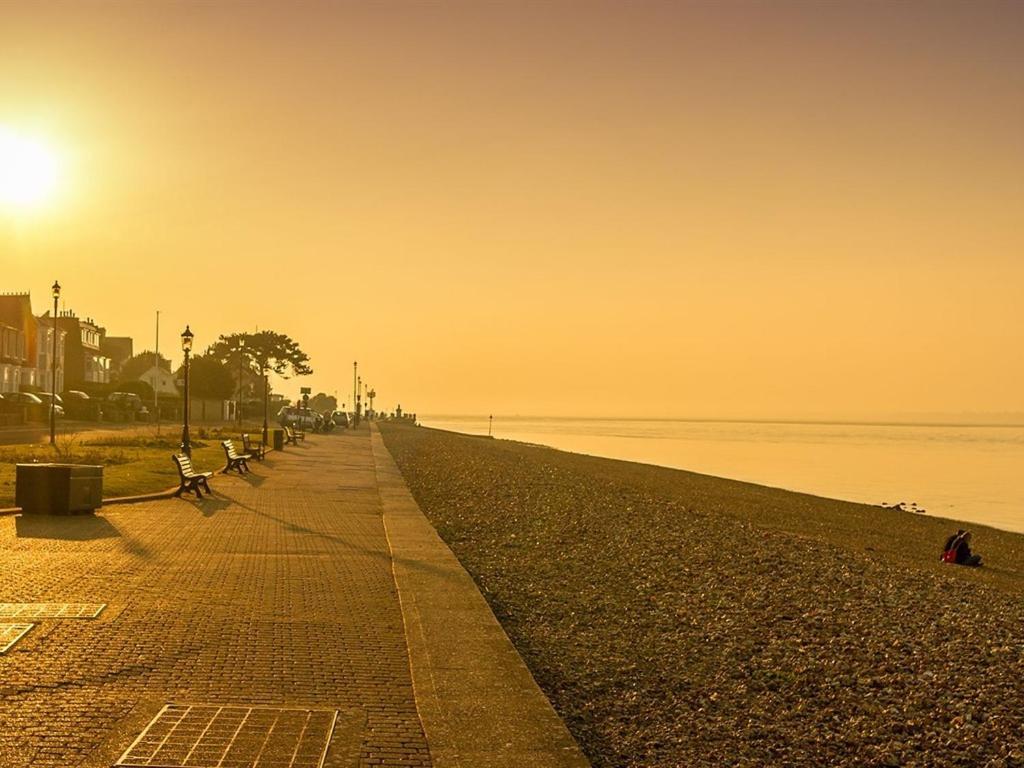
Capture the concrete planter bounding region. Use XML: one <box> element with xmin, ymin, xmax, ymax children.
<box><xmin>15</xmin><ymin>464</ymin><xmax>104</xmax><ymax>515</ymax></box>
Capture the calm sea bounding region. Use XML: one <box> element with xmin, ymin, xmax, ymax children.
<box><xmin>419</xmin><ymin>416</ymin><xmax>1024</xmax><ymax>534</ymax></box>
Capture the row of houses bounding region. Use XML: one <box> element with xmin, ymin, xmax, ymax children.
<box><xmin>0</xmin><ymin>292</ymin><xmax>133</xmax><ymax>395</ymax></box>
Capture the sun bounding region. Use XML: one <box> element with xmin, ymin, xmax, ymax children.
<box><xmin>0</xmin><ymin>127</ymin><xmax>60</xmax><ymax>209</ymax></box>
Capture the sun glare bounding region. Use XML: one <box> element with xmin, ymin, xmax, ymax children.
<box><xmin>0</xmin><ymin>127</ymin><xmax>60</xmax><ymax>209</ymax></box>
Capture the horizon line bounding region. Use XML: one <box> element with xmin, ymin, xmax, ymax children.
<box><xmin>418</xmin><ymin>414</ymin><xmax>1024</xmax><ymax>430</ymax></box>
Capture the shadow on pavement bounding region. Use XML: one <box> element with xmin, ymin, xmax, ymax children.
<box><xmin>239</xmin><ymin>472</ymin><xmax>266</xmax><ymax>487</ymax></box>
<box><xmin>15</xmin><ymin>512</ymin><xmax>120</xmax><ymax>540</ymax></box>
<box><xmin>182</xmin><ymin>495</ymin><xmax>234</xmax><ymax>517</ymax></box>
<box><xmin>14</xmin><ymin>512</ymin><xmax>156</xmax><ymax>559</ymax></box>
<box><xmin>210</xmin><ymin>491</ymin><xmax>460</xmax><ymax>582</ymax></box>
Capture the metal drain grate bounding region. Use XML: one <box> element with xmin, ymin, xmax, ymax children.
<box><xmin>0</xmin><ymin>623</ymin><xmax>33</xmax><ymax>653</ymax></box>
<box><xmin>116</xmin><ymin>704</ymin><xmax>338</xmax><ymax>768</ymax></box>
<box><xmin>0</xmin><ymin>603</ymin><xmax>106</xmax><ymax>619</ymax></box>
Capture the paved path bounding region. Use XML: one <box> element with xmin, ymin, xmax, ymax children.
<box><xmin>372</xmin><ymin>429</ymin><xmax>589</xmax><ymax>768</ymax></box>
<box><xmin>0</xmin><ymin>428</ymin><xmax>588</xmax><ymax>767</ymax></box>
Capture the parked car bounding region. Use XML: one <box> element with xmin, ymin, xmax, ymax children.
<box><xmin>4</xmin><ymin>392</ymin><xmax>44</xmax><ymax>406</ymax></box>
<box><xmin>104</xmin><ymin>392</ymin><xmax>150</xmax><ymax>420</ymax></box>
<box><xmin>32</xmin><ymin>392</ymin><xmax>66</xmax><ymax>417</ymax></box>
<box><xmin>60</xmin><ymin>390</ymin><xmax>101</xmax><ymax>420</ymax></box>
<box><xmin>276</xmin><ymin>406</ymin><xmax>319</xmax><ymax>430</ymax></box>
<box><xmin>1</xmin><ymin>391</ymin><xmax>63</xmax><ymax>417</ymax></box>
<box><xmin>331</xmin><ymin>410</ymin><xmax>349</xmax><ymax>428</ymax></box>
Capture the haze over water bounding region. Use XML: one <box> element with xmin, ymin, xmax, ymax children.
<box><xmin>423</xmin><ymin>416</ymin><xmax>1024</xmax><ymax>535</ymax></box>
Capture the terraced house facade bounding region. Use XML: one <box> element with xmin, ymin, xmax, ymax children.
<box><xmin>0</xmin><ymin>293</ymin><xmax>33</xmax><ymax>394</ymax></box>
<box><xmin>0</xmin><ymin>293</ymin><xmax>116</xmax><ymax>396</ymax></box>
<box><xmin>52</xmin><ymin>310</ymin><xmax>112</xmax><ymax>389</ymax></box>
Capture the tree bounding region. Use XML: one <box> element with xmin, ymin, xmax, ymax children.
<box><xmin>208</xmin><ymin>331</ymin><xmax>312</xmax><ymax>384</ymax></box>
<box><xmin>308</xmin><ymin>393</ymin><xmax>337</xmax><ymax>413</ymax></box>
<box><xmin>208</xmin><ymin>331</ymin><xmax>312</xmax><ymax>436</ymax></box>
<box><xmin>120</xmin><ymin>351</ymin><xmax>171</xmax><ymax>382</ymax></box>
<box><xmin>176</xmin><ymin>355</ymin><xmax>235</xmax><ymax>400</ymax></box>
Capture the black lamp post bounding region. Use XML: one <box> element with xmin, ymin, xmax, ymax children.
<box><xmin>49</xmin><ymin>280</ymin><xmax>60</xmax><ymax>446</ymax></box>
<box><xmin>356</xmin><ymin>375</ymin><xmax>362</xmax><ymax>424</ymax></box>
<box><xmin>262</xmin><ymin>365</ymin><xmax>269</xmax><ymax>445</ymax></box>
<box><xmin>236</xmin><ymin>337</ymin><xmax>245</xmax><ymax>428</ymax></box>
<box><xmin>180</xmin><ymin>325</ymin><xmax>193</xmax><ymax>457</ymax></box>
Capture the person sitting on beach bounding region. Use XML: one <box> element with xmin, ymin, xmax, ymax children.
<box><xmin>941</xmin><ymin>530</ymin><xmax>982</xmax><ymax>567</ymax></box>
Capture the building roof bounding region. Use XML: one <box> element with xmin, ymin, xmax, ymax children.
<box><xmin>0</xmin><ymin>293</ymin><xmax>32</xmax><ymax>328</ymax></box>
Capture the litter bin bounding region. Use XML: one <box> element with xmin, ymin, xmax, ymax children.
<box><xmin>15</xmin><ymin>464</ymin><xmax>104</xmax><ymax>515</ymax></box>
<box><xmin>270</xmin><ymin>428</ymin><xmax>285</xmax><ymax>451</ymax></box>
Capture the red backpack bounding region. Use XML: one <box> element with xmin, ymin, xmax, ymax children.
<box><xmin>941</xmin><ymin>534</ymin><xmax>964</xmax><ymax>563</ymax></box>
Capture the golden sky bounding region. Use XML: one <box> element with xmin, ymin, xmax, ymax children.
<box><xmin>1</xmin><ymin>1</ymin><xmax>1021</xmax><ymax>419</ymax></box>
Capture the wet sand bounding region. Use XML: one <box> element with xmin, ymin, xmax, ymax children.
<box><xmin>380</xmin><ymin>422</ymin><xmax>1024</xmax><ymax>768</ymax></box>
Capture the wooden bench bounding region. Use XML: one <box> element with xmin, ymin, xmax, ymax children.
<box><xmin>284</xmin><ymin>425</ymin><xmax>305</xmax><ymax>445</ymax></box>
<box><xmin>242</xmin><ymin>433</ymin><xmax>266</xmax><ymax>460</ymax></box>
<box><xmin>172</xmin><ymin>453</ymin><xmax>213</xmax><ymax>498</ymax></box>
<box><xmin>221</xmin><ymin>439</ymin><xmax>252</xmax><ymax>474</ymax></box>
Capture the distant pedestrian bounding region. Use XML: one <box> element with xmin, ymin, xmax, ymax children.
<box><xmin>941</xmin><ymin>529</ymin><xmax>982</xmax><ymax>567</ymax></box>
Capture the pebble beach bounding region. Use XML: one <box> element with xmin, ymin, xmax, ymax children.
<box><xmin>380</xmin><ymin>422</ymin><xmax>1024</xmax><ymax>768</ymax></box>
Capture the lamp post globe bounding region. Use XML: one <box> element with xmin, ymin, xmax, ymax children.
<box><xmin>180</xmin><ymin>325</ymin><xmax>194</xmax><ymax>457</ymax></box>
<box><xmin>49</xmin><ymin>280</ymin><xmax>61</xmax><ymax>446</ymax></box>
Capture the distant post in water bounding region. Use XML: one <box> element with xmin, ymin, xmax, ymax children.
<box><xmin>49</xmin><ymin>280</ymin><xmax>60</xmax><ymax>446</ymax></box>
<box><xmin>488</xmin><ymin>414</ymin><xmax>493</xmax><ymax>437</ymax></box>
<box><xmin>180</xmin><ymin>325</ymin><xmax>194</xmax><ymax>457</ymax></box>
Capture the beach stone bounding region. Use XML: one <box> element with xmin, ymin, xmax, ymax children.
<box><xmin>380</xmin><ymin>423</ymin><xmax>1024</xmax><ymax>768</ymax></box>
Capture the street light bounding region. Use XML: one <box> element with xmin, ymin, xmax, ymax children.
<box><xmin>356</xmin><ymin>375</ymin><xmax>362</xmax><ymax>425</ymax></box>
<box><xmin>180</xmin><ymin>325</ymin><xmax>193</xmax><ymax>457</ymax></box>
<box><xmin>236</xmin><ymin>337</ymin><xmax>246</xmax><ymax>428</ymax></box>
<box><xmin>262</xmin><ymin>364</ymin><xmax>269</xmax><ymax>446</ymax></box>
<box><xmin>49</xmin><ymin>280</ymin><xmax>60</xmax><ymax>446</ymax></box>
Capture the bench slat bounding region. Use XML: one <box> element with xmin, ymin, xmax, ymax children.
<box><xmin>172</xmin><ymin>454</ymin><xmax>211</xmax><ymax>497</ymax></box>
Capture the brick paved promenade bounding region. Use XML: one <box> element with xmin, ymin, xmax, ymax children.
<box><xmin>0</xmin><ymin>430</ymin><xmax>429</xmax><ymax>767</ymax></box>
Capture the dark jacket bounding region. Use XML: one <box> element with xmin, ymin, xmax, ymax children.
<box><xmin>943</xmin><ymin>534</ymin><xmax>972</xmax><ymax>564</ymax></box>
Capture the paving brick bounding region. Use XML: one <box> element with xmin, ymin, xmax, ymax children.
<box><xmin>0</xmin><ymin>432</ymin><xmax>430</xmax><ymax>767</ymax></box>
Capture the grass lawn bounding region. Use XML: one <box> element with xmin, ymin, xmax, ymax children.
<box><xmin>0</xmin><ymin>424</ymin><xmax>264</xmax><ymax>507</ymax></box>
